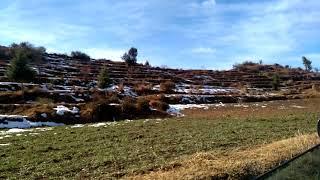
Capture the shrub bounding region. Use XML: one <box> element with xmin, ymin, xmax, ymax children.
<box><xmin>6</xmin><ymin>49</ymin><xmax>36</xmax><ymax>83</ymax></box>
<box><xmin>98</xmin><ymin>67</ymin><xmax>112</xmax><ymax>88</ymax></box>
<box><xmin>121</xmin><ymin>97</ymin><xmax>137</xmax><ymax>114</ymax></box>
<box><xmin>81</xmin><ymin>101</ymin><xmax>120</xmax><ymax>122</ymax></box>
<box><xmin>122</xmin><ymin>47</ymin><xmax>137</xmax><ymax>66</ymax></box>
<box><xmin>134</xmin><ymin>84</ymin><xmax>153</xmax><ymax>95</ymax></box>
<box><xmin>136</xmin><ymin>97</ymin><xmax>150</xmax><ymax>112</ymax></box>
<box><xmin>149</xmin><ymin>100</ymin><xmax>169</xmax><ymax>111</ymax></box>
<box><xmin>272</xmin><ymin>74</ymin><xmax>280</xmax><ymax>91</ymax></box>
<box><xmin>71</xmin><ymin>51</ymin><xmax>91</xmax><ymax>61</ymax></box>
<box><xmin>160</xmin><ymin>81</ymin><xmax>175</xmax><ymax>93</ymax></box>
<box><xmin>108</xmin><ymin>94</ymin><xmax>120</xmax><ymax>104</ymax></box>
<box><xmin>9</xmin><ymin>42</ymin><xmax>46</xmax><ymax>64</ymax></box>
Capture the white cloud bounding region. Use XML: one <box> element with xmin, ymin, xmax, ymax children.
<box><xmin>0</xmin><ymin>0</ymin><xmax>319</xmax><ymax>69</ymax></box>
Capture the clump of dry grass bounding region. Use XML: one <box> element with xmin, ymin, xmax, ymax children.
<box><xmin>302</xmin><ymin>88</ymin><xmax>320</xmax><ymax>98</ymax></box>
<box><xmin>127</xmin><ymin>133</ymin><xmax>319</xmax><ymax>180</ymax></box>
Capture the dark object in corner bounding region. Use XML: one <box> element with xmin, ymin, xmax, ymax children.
<box><xmin>318</xmin><ymin>118</ymin><xmax>320</xmax><ymax>138</ymax></box>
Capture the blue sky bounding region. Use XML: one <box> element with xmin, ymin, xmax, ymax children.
<box><xmin>0</xmin><ymin>0</ymin><xmax>319</xmax><ymax>69</ymax></box>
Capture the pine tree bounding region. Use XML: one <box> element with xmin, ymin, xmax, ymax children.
<box><xmin>6</xmin><ymin>49</ymin><xmax>36</xmax><ymax>84</ymax></box>
<box><xmin>302</xmin><ymin>56</ymin><xmax>312</xmax><ymax>71</ymax></box>
<box><xmin>98</xmin><ymin>67</ymin><xmax>112</xmax><ymax>88</ymax></box>
<box><xmin>272</xmin><ymin>74</ymin><xmax>280</xmax><ymax>91</ymax></box>
<box><xmin>145</xmin><ymin>60</ymin><xmax>150</xmax><ymax>67</ymax></box>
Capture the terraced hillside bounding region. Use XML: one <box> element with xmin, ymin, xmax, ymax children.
<box><xmin>0</xmin><ymin>48</ymin><xmax>320</xmax><ymax>126</ymax></box>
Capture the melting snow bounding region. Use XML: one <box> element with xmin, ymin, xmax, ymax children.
<box><xmin>6</xmin><ymin>128</ymin><xmax>33</xmax><ymax>133</ymax></box>
<box><xmin>89</xmin><ymin>123</ymin><xmax>107</xmax><ymax>127</ymax></box>
<box><xmin>0</xmin><ymin>143</ymin><xmax>10</xmax><ymax>146</ymax></box>
<box><xmin>54</xmin><ymin>106</ymin><xmax>79</xmax><ymax>115</ymax></box>
<box><xmin>41</xmin><ymin>113</ymin><xmax>48</xmax><ymax>118</ymax></box>
<box><xmin>0</xmin><ymin>115</ymin><xmax>64</xmax><ymax>129</ymax></box>
<box><xmin>291</xmin><ymin>105</ymin><xmax>306</xmax><ymax>109</ymax></box>
<box><xmin>167</xmin><ymin>103</ymin><xmax>227</xmax><ymax>117</ymax></box>
<box><xmin>174</xmin><ymin>84</ymin><xmax>240</xmax><ymax>95</ymax></box>
<box><xmin>71</xmin><ymin>124</ymin><xmax>85</xmax><ymax>128</ymax></box>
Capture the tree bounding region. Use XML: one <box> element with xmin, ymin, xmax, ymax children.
<box><xmin>145</xmin><ymin>60</ymin><xmax>150</xmax><ymax>67</ymax></box>
<box><xmin>302</xmin><ymin>56</ymin><xmax>312</xmax><ymax>71</ymax></box>
<box><xmin>122</xmin><ymin>47</ymin><xmax>138</xmax><ymax>65</ymax></box>
<box><xmin>98</xmin><ymin>67</ymin><xmax>112</xmax><ymax>88</ymax></box>
<box><xmin>71</xmin><ymin>51</ymin><xmax>91</xmax><ymax>61</ymax></box>
<box><xmin>6</xmin><ymin>49</ymin><xmax>36</xmax><ymax>90</ymax></box>
<box><xmin>0</xmin><ymin>46</ymin><xmax>10</xmax><ymax>59</ymax></box>
<box><xmin>272</xmin><ymin>74</ymin><xmax>280</xmax><ymax>91</ymax></box>
<box><xmin>10</xmin><ymin>42</ymin><xmax>46</xmax><ymax>62</ymax></box>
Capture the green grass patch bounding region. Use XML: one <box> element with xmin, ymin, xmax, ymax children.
<box><xmin>0</xmin><ymin>112</ymin><xmax>318</xmax><ymax>179</ymax></box>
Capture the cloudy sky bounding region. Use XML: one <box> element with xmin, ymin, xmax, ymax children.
<box><xmin>0</xmin><ymin>0</ymin><xmax>319</xmax><ymax>69</ymax></box>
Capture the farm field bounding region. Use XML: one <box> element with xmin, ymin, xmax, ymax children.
<box><xmin>1</xmin><ymin>98</ymin><xmax>319</xmax><ymax>179</ymax></box>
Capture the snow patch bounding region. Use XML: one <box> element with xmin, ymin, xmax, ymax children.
<box><xmin>41</xmin><ymin>113</ymin><xmax>48</xmax><ymax>118</ymax></box>
<box><xmin>0</xmin><ymin>115</ymin><xmax>64</xmax><ymax>129</ymax></box>
<box><xmin>54</xmin><ymin>106</ymin><xmax>79</xmax><ymax>115</ymax></box>
<box><xmin>89</xmin><ymin>123</ymin><xmax>106</xmax><ymax>127</ymax></box>
<box><xmin>6</xmin><ymin>128</ymin><xmax>33</xmax><ymax>133</ymax></box>
<box><xmin>167</xmin><ymin>103</ymin><xmax>226</xmax><ymax>117</ymax></box>
<box><xmin>71</xmin><ymin>124</ymin><xmax>85</xmax><ymax>128</ymax></box>
<box><xmin>0</xmin><ymin>143</ymin><xmax>10</xmax><ymax>146</ymax></box>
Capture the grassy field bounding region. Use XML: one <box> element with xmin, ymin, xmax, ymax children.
<box><xmin>1</xmin><ymin>99</ymin><xmax>320</xmax><ymax>179</ymax></box>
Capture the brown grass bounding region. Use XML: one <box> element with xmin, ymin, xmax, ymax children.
<box><xmin>302</xmin><ymin>88</ymin><xmax>320</xmax><ymax>98</ymax></box>
<box><xmin>127</xmin><ymin>133</ymin><xmax>319</xmax><ymax>180</ymax></box>
<box><xmin>183</xmin><ymin>98</ymin><xmax>320</xmax><ymax>120</ymax></box>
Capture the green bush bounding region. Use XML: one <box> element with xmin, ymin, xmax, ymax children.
<box><xmin>6</xmin><ymin>49</ymin><xmax>36</xmax><ymax>83</ymax></box>
<box><xmin>71</xmin><ymin>51</ymin><xmax>91</xmax><ymax>61</ymax></box>
<box><xmin>272</xmin><ymin>74</ymin><xmax>280</xmax><ymax>91</ymax></box>
<box><xmin>98</xmin><ymin>68</ymin><xmax>112</xmax><ymax>88</ymax></box>
<box><xmin>122</xmin><ymin>47</ymin><xmax>137</xmax><ymax>66</ymax></box>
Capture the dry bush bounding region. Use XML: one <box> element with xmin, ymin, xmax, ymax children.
<box><xmin>118</xmin><ymin>83</ymin><xmax>125</xmax><ymax>93</ymax></box>
<box><xmin>136</xmin><ymin>97</ymin><xmax>150</xmax><ymax>112</ymax></box>
<box><xmin>149</xmin><ymin>100</ymin><xmax>169</xmax><ymax>111</ymax></box>
<box><xmin>81</xmin><ymin>100</ymin><xmax>120</xmax><ymax>122</ymax></box>
<box><xmin>108</xmin><ymin>94</ymin><xmax>120</xmax><ymax>104</ymax></box>
<box><xmin>312</xmin><ymin>84</ymin><xmax>320</xmax><ymax>92</ymax></box>
<box><xmin>121</xmin><ymin>97</ymin><xmax>137</xmax><ymax>114</ymax></box>
<box><xmin>160</xmin><ymin>81</ymin><xmax>175</xmax><ymax>93</ymax></box>
<box><xmin>302</xmin><ymin>88</ymin><xmax>320</xmax><ymax>98</ymax></box>
<box><xmin>91</xmin><ymin>90</ymin><xmax>106</xmax><ymax>101</ymax></box>
<box><xmin>145</xmin><ymin>94</ymin><xmax>166</xmax><ymax>101</ymax></box>
<box><xmin>134</xmin><ymin>83</ymin><xmax>153</xmax><ymax>95</ymax></box>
